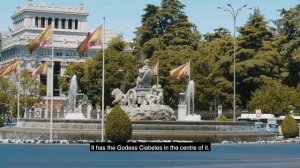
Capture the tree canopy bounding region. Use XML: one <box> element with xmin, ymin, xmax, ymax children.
<box><xmin>59</xmin><ymin>37</ymin><xmax>139</xmax><ymax>107</ymax></box>
<box><xmin>55</xmin><ymin>0</ymin><xmax>300</xmax><ymax>116</ymax></box>
<box><xmin>134</xmin><ymin>0</ymin><xmax>199</xmax><ymax>58</ymax></box>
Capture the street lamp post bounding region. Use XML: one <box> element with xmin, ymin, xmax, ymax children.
<box><xmin>218</xmin><ymin>4</ymin><xmax>252</xmax><ymax>121</ymax></box>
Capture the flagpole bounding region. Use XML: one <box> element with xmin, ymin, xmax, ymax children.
<box><xmin>50</xmin><ymin>23</ymin><xmax>54</xmax><ymax>143</ymax></box>
<box><xmin>189</xmin><ymin>60</ymin><xmax>191</xmax><ymax>82</ymax></box>
<box><xmin>188</xmin><ymin>60</ymin><xmax>191</xmax><ymax>115</ymax></box>
<box><xmin>157</xmin><ymin>60</ymin><xmax>159</xmax><ymax>87</ymax></box>
<box><xmin>101</xmin><ymin>17</ymin><xmax>106</xmax><ymax>142</ymax></box>
<box><xmin>17</xmin><ymin>57</ymin><xmax>21</xmax><ymax>123</ymax></box>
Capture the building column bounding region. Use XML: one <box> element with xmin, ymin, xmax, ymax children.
<box><xmin>38</xmin><ymin>17</ymin><xmax>41</xmax><ymax>27</ymax></box>
<box><xmin>72</xmin><ymin>20</ymin><xmax>75</xmax><ymax>30</ymax></box>
<box><xmin>45</xmin><ymin>19</ymin><xmax>48</xmax><ymax>27</ymax></box>
<box><xmin>24</xmin><ymin>18</ymin><xmax>29</xmax><ymax>28</ymax></box>
<box><xmin>78</xmin><ymin>20</ymin><xmax>81</xmax><ymax>30</ymax></box>
<box><xmin>81</xmin><ymin>20</ymin><xmax>87</xmax><ymax>31</ymax></box>
<box><xmin>58</xmin><ymin>19</ymin><xmax>61</xmax><ymax>29</ymax></box>
<box><xmin>60</xmin><ymin>62</ymin><xmax>67</xmax><ymax>76</ymax></box>
<box><xmin>31</xmin><ymin>17</ymin><xmax>34</xmax><ymax>28</ymax></box>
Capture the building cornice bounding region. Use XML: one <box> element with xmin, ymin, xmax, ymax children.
<box><xmin>12</xmin><ymin>5</ymin><xmax>89</xmax><ymax>19</ymax></box>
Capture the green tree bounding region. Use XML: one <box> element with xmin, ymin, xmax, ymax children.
<box><xmin>38</xmin><ymin>83</ymin><xmax>47</xmax><ymax>96</ymax></box>
<box><xmin>108</xmin><ymin>36</ymin><xmax>126</xmax><ymax>51</ymax></box>
<box><xmin>134</xmin><ymin>0</ymin><xmax>201</xmax><ymax>108</ymax></box>
<box><xmin>274</xmin><ymin>4</ymin><xmax>300</xmax><ymax>87</ymax></box>
<box><xmin>0</xmin><ymin>77</ymin><xmax>15</xmax><ymax>117</ymax></box>
<box><xmin>60</xmin><ymin>38</ymin><xmax>139</xmax><ymax>108</ymax></box>
<box><xmin>203</xmin><ymin>27</ymin><xmax>231</xmax><ymax>42</ymax></box>
<box><xmin>0</xmin><ymin>70</ymin><xmax>42</xmax><ymax>117</ymax></box>
<box><xmin>196</xmin><ymin>33</ymin><xmax>233</xmax><ymax>109</ymax></box>
<box><xmin>236</xmin><ymin>8</ymin><xmax>282</xmax><ymax>107</ymax></box>
<box><xmin>59</xmin><ymin>62</ymin><xmax>85</xmax><ymax>96</ymax></box>
<box><xmin>20</xmin><ymin>70</ymin><xmax>40</xmax><ymax>98</ymax></box>
<box><xmin>135</xmin><ymin>0</ymin><xmax>199</xmax><ymax>58</ymax></box>
<box><xmin>248</xmin><ymin>77</ymin><xmax>300</xmax><ymax>116</ymax></box>
<box><xmin>134</xmin><ymin>4</ymin><xmax>159</xmax><ymax>57</ymax></box>
<box><xmin>19</xmin><ymin>70</ymin><xmax>41</xmax><ymax>117</ymax></box>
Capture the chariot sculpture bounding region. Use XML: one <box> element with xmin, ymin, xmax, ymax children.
<box><xmin>111</xmin><ymin>59</ymin><xmax>175</xmax><ymax>120</ymax></box>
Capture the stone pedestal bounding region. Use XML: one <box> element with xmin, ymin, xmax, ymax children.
<box><xmin>96</xmin><ymin>105</ymin><xmax>100</xmax><ymax>119</ymax></box>
<box><xmin>87</xmin><ymin>104</ymin><xmax>92</xmax><ymax>119</ymax></box>
<box><xmin>177</xmin><ymin>104</ymin><xmax>187</xmax><ymax>121</ymax></box>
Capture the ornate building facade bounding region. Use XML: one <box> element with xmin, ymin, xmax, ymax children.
<box><xmin>0</xmin><ymin>0</ymin><xmax>116</xmax><ymax>117</ymax></box>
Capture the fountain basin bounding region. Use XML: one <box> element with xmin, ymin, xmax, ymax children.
<box><xmin>0</xmin><ymin>119</ymin><xmax>276</xmax><ymax>142</ymax></box>
<box><xmin>64</xmin><ymin>113</ymin><xmax>86</xmax><ymax>120</ymax></box>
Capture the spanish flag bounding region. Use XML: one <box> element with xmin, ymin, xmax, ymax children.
<box><xmin>170</xmin><ymin>61</ymin><xmax>190</xmax><ymax>80</ymax></box>
<box><xmin>77</xmin><ymin>26</ymin><xmax>102</xmax><ymax>55</ymax></box>
<box><xmin>27</xmin><ymin>24</ymin><xmax>53</xmax><ymax>54</ymax></box>
<box><xmin>151</xmin><ymin>61</ymin><xmax>159</xmax><ymax>76</ymax></box>
<box><xmin>31</xmin><ymin>62</ymin><xmax>48</xmax><ymax>76</ymax></box>
<box><xmin>0</xmin><ymin>59</ymin><xmax>20</xmax><ymax>77</ymax></box>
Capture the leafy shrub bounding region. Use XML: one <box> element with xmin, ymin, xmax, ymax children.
<box><xmin>216</xmin><ymin>114</ymin><xmax>227</xmax><ymax>121</ymax></box>
<box><xmin>282</xmin><ymin>114</ymin><xmax>299</xmax><ymax>138</ymax></box>
<box><xmin>105</xmin><ymin>107</ymin><xmax>132</xmax><ymax>142</ymax></box>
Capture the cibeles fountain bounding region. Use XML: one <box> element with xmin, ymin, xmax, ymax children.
<box><xmin>0</xmin><ymin>60</ymin><xmax>276</xmax><ymax>142</ymax></box>
<box><xmin>111</xmin><ymin>59</ymin><xmax>176</xmax><ymax>120</ymax></box>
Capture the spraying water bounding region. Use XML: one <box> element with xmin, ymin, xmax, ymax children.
<box><xmin>68</xmin><ymin>75</ymin><xmax>78</xmax><ymax>113</ymax></box>
<box><xmin>184</xmin><ymin>80</ymin><xmax>200</xmax><ymax>120</ymax></box>
<box><xmin>185</xmin><ymin>80</ymin><xmax>195</xmax><ymax>115</ymax></box>
<box><xmin>65</xmin><ymin>75</ymin><xmax>85</xmax><ymax>119</ymax></box>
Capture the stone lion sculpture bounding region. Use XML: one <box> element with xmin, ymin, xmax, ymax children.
<box><xmin>111</xmin><ymin>88</ymin><xmax>127</xmax><ymax>106</ymax></box>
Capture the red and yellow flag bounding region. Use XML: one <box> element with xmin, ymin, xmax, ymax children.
<box><xmin>151</xmin><ymin>61</ymin><xmax>159</xmax><ymax>76</ymax></box>
<box><xmin>0</xmin><ymin>59</ymin><xmax>20</xmax><ymax>77</ymax></box>
<box><xmin>170</xmin><ymin>61</ymin><xmax>190</xmax><ymax>80</ymax></box>
<box><xmin>27</xmin><ymin>24</ymin><xmax>53</xmax><ymax>54</ymax></box>
<box><xmin>31</xmin><ymin>62</ymin><xmax>48</xmax><ymax>76</ymax></box>
<box><xmin>77</xmin><ymin>26</ymin><xmax>102</xmax><ymax>55</ymax></box>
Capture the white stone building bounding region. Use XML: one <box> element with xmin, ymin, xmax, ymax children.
<box><xmin>0</xmin><ymin>0</ymin><xmax>117</xmax><ymax>118</ymax></box>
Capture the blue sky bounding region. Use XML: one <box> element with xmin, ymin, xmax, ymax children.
<box><xmin>0</xmin><ymin>0</ymin><xmax>299</xmax><ymax>41</ymax></box>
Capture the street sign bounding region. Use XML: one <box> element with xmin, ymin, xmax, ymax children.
<box><xmin>34</xmin><ymin>108</ymin><xmax>42</xmax><ymax>118</ymax></box>
<box><xmin>255</xmin><ymin>109</ymin><xmax>261</xmax><ymax>119</ymax></box>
